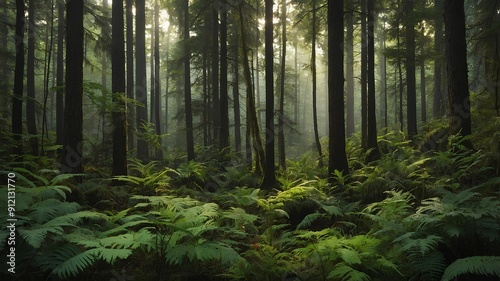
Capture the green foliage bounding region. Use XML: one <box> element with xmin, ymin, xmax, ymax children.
<box><xmin>441</xmin><ymin>256</ymin><xmax>500</xmax><ymax>281</ymax></box>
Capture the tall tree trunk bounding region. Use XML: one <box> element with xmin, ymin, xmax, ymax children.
<box><xmin>56</xmin><ymin>0</ymin><xmax>64</xmax><ymax>146</ymax></box>
<box><xmin>360</xmin><ymin>0</ymin><xmax>368</xmax><ymax>148</ymax></box>
<box><xmin>396</xmin><ymin>3</ymin><xmax>404</xmax><ymax>131</ymax></box>
<box><xmin>420</xmin><ymin>25</ymin><xmax>427</xmax><ymax>123</ymax></box>
<box><xmin>112</xmin><ymin>0</ymin><xmax>127</xmax><ymax>176</ymax></box>
<box><xmin>27</xmin><ymin>0</ymin><xmax>38</xmax><ymax>155</ymax></box>
<box><xmin>262</xmin><ymin>0</ymin><xmax>276</xmax><ymax>189</ymax></box>
<box><xmin>41</xmin><ymin>0</ymin><xmax>55</xmax><ymax>154</ymax></box>
<box><xmin>12</xmin><ymin>0</ymin><xmax>25</xmax><ymax>156</ymax></box>
<box><xmin>278</xmin><ymin>0</ymin><xmax>286</xmax><ymax>170</ymax></box>
<box><xmin>406</xmin><ymin>0</ymin><xmax>418</xmax><ymax>138</ymax></box>
<box><xmin>102</xmin><ymin>0</ymin><xmax>108</xmax><ymax>89</ymax></box>
<box><xmin>312</xmin><ymin>0</ymin><xmax>324</xmax><ymax>166</ymax></box>
<box><xmin>328</xmin><ymin>0</ymin><xmax>349</xmax><ymax>180</ymax></box>
<box><xmin>345</xmin><ymin>8</ymin><xmax>355</xmax><ymax>137</ymax></box>
<box><xmin>239</xmin><ymin>3</ymin><xmax>264</xmax><ymax>175</ymax></box>
<box><xmin>0</xmin><ymin>1</ymin><xmax>8</xmax><ymax>119</ymax></box>
<box><xmin>433</xmin><ymin>0</ymin><xmax>444</xmax><ymax>119</ymax></box>
<box><xmin>219</xmin><ymin>4</ymin><xmax>230</xmax><ymax>151</ymax></box>
<box><xmin>184</xmin><ymin>0</ymin><xmax>195</xmax><ymax>160</ymax></box>
<box><xmin>294</xmin><ymin>42</ymin><xmax>299</xmax><ymax>127</ymax></box>
<box><xmin>62</xmin><ymin>0</ymin><xmax>84</xmax><ymax>174</ymax></box>
<box><xmin>136</xmin><ymin>0</ymin><xmax>148</xmax><ymax>160</ymax></box>
<box><xmin>154</xmin><ymin>0</ymin><xmax>162</xmax><ymax>159</ymax></box>
<box><xmin>212</xmin><ymin>6</ymin><xmax>219</xmax><ymax>144</ymax></box>
<box><xmin>367</xmin><ymin>0</ymin><xmax>380</xmax><ymax>161</ymax></box>
<box><xmin>126</xmin><ymin>0</ymin><xmax>135</xmax><ymax>151</ymax></box>
<box><xmin>444</xmin><ymin>0</ymin><xmax>472</xmax><ymax>144</ymax></box>
<box><xmin>233</xmin><ymin>27</ymin><xmax>242</xmax><ymax>155</ymax></box>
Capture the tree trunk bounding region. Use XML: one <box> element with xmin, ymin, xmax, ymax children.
<box><xmin>126</xmin><ymin>0</ymin><xmax>135</xmax><ymax>151</ymax></box>
<box><xmin>56</xmin><ymin>1</ymin><xmax>64</xmax><ymax>146</ymax></box>
<box><xmin>136</xmin><ymin>0</ymin><xmax>149</xmax><ymax>160</ymax></box>
<box><xmin>219</xmin><ymin>4</ymin><xmax>230</xmax><ymax>151</ymax></box>
<box><xmin>420</xmin><ymin>25</ymin><xmax>427</xmax><ymax>123</ymax></box>
<box><xmin>433</xmin><ymin>0</ymin><xmax>444</xmax><ymax>119</ymax></box>
<box><xmin>102</xmin><ymin>0</ymin><xmax>108</xmax><ymax>90</ymax></box>
<box><xmin>212</xmin><ymin>6</ymin><xmax>219</xmax><ymax>144</ymax></box>
<box><xmin>262</xmin><ymin>0</ymin><xmax>276</xmax><ymax>189</ymax></box>
<box><xmin>154</xmin><ymin>0</ymin><xmax>162</xmax><ymax>159</ymax></box>
<box><xmin>345</xmin><ymin>8</ymin><xmax>355</xmax><ymax>137</ymax></box>
<box><xmin>12</xmin><ymin>0</ymin><xmax>25</xmax><ymax>156</ymax></box>
<box><xmin>62</xmin><ymin>0</ymin><xmax>84</xmax><ymax>174</ymax></box>
<box><xmin>405</xmin><ymin>0</ymin><xmax>418</xmax><ymax>138</ymax></box>
<box><xmin>278</xmin><ymin>0</ymin><xmax>286</xmax><ymax>170</ymax></box>
<box><xmin>367</xmin><ymin>0</ymin><xmax>380</xmax><ymax>161</ymax></box>
<box><xmin>112</xmin><ymin>0</ymin><xmax>127</xmax><ymax>176</ymax></box>
<box><xmin>328</xmin><ymin>0</ymin><xmax>349</xmax><ymax>180</ymax></box>
<box><xmin>184</xmin><ymin>0</ymin><xmax>195</xmax><ymax>160</ymax></box>
<box><xmin>444</xmin><ymin>0</ymin><xmax>472</xmax><ymax>143</ymax></box>
<box><xmin>239</xmin><ymin>3</ymin><xmax>264</xmax><ymax>175</ymax></box>
<box><xmin>232</xmin><ymin>26</ymin><xmax>242</xmax><ymax>155</ymax></box>
<box><xmin>360</xmin><ymin>0</ymin><xmax>368</xmax><ymax>148</ymax></box>
<box><xmin>312</xmin><ymin>0</ymin><xmax>324</xmax><ymax>167</ymax></box>
<box><xmin>27</xmin><ymin>0</ymin><xmax>38</xmax><ymax>155</ymax></box>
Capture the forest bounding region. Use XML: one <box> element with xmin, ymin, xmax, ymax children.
<box><xmin>1</xmin><ymin>0</ymin><xmax>500</xmax><ymax>280</ymax></box>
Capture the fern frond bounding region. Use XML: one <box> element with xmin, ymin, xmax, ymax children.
<box><xmin>328</xmin><ymin>263</ymin><xmax>371</xmax><ymax>281</ymax></box>
<box><xmin>44</xmin><ymin>244</ymin><xmax>96</xmax><ymax>279</ymax></box>
<box><xmin>336</xmin><ymin>248</ymin><xmax>362</xmax><ymax>265</ymax></box>
<box><xmin>441</xmin><ymin>256</ymin><xmax>500</xmax><ymax>281</ymax></box>
<box><xmin>88</xmin><ymin>247</ymin><xmax>133</xmax><ymax>264</ymax></box>
<box><xmin>296</xmin><ymin>212</ymin><xmax>324</xmax><ymax>230</ymax></box>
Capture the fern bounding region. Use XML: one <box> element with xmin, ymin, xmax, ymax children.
<box><xmin>43</xmin><ymin>244</ymin><xmax>96</xmax><ymax>279</ymax></box>
<box><xmin>328</xmin><ymin>263</ymin><xmax>371</xmax><ymax>281</ymax></box>
<box><xmin>441</xmin><ymin>256</ymin><xmax>500</xmax><ymax>281</ymax></box>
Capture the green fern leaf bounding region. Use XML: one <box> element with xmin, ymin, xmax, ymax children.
<box><xmin>46</xmin><ymin>245</ymin><xmax>96</xmax><ymax>279</ymax></box>
<box><xmin>18</xmin><ymin>225</ymin><xmax>64</xmax><ymax>248</ymax></box>
<box><xmin>441</xmin><ymin>256</ymin><xmax>500</xmax><ymax>281</ymax></box>
<box><xmin>88</xmin><ymin>247</ymin><xmax>133</xmax><ymax>264</ymax></box>
<box><xmin>328</xmin><ymin>263</ymin><xmax>371</xmax><ymax>281</ymax></box>
<box><xmin>296</xmin><ymin>212</ymin><xmax>324</xmax><ymax>230</ymax></box>
<box><xmin>336</xmin><ymin>248</ymin><xmax>362</xmax><ymax>265</ymax></box>
<box><xmin>49</xmin><ymin>173</ymin><xmax>85</xmax><ymax>185</ymax></box>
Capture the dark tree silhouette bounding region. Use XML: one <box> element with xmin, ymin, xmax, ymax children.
<box><xmin>27</xmin><ymin>0</ymin><xmax>38</xmax><ymax>155</ymax></box>
<box><xmin>328</xmin><ymin>0</ymin><xmax>349</xmax><ymax>180</ymax></box>
<box><xmin>262</xmin><ymin>0</ymin><xmax>277</xmax><ymax>189</ymax></box>
<box><xmin>367</xmin><ymin>0</ymin><xmax>380</xmax><ymax>161</ymax></box>
<box><xmin>184</xmin><ymin>0</ymin><xmax>195</xmax><ymax>160</ymax></box>
<box><xmin>405</xmin><ymin>0</ymin><xmax>418</xmax><ymax>138</ymax></box>
<box><xmin>126</xmin><ymin>0</ymin><xmax>135</xmax><ymax>151</ymax></box>
<box><xmin>444</xmin><ymin>0</ymin><xmax>472</xmax><ymax>144</ymax></box>
<box><xmin>12</xmin><ymin>0</ymin><xmax>25</xmax><ymax>156</ymax></box>
<box><xmin>136</xmin><ymin>0</ymin><xmax>148</xmax><ymax>160</ymax></box>
<box><xmin>62</xmin><ymin>0</ymin><xmax>84</xmax><ymax>174</ymax></box>
<box><xmin>219</xmin><ymin>4</ymin><xmax>229</xmax><ymax>151</ymax></box>
<box><xmin>112</xmin><ymin>0</ymin><xmax>128</xmax><ymax>176</ymax></box>
<box><xmin>56</xmin><ymin>1</ymin><xmax>64</xmax><ymax>146</ymax></box>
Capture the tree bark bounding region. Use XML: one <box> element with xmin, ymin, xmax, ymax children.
<box><xmin>219</xmin><ymin>4</ymin><xmax>230</xmax><ymax>151</ymax></box>
<box><xmin>345</xmin><ymin>8</ymin><xmax>355</xmax><ymax>137</ymax></box>
<box><xmin>62</xmin><ymin>0</ymin><xmax>84</xmax><ymax>174</ymax></box>
<box><xmin>312</xmin><ymin>0</ymin><xmax>324</xmax><ymax>166</ymax></box>
<box><xmin>406</xmin><ymin>0</ymin><xmax>418</xmax><ymax>138</ymax></box>
<box><xmin>328</xmin><ymin>0</ymin><xmax>349</xmax><ymax>180</ymax></box>
<box><xmin>262</xmin><ymin>0</ymin><xmax>276</xmax><ymax>189</ymax></box>
<box><xmin>136</xmin><ymin>0</ymin><xmax>148</xmax><ymax>160</ymax></box>
<box><xmin>126</xmin><ymin>0</ymin><xmax>135</xmax><ymax>151</ymax></box>
<box><xmin>27</xmin><ymin>0</ymin><xmax>38</xmax><ymax>155</ymax></box>
<box><xmin>433</xmin><ymin>0</ymin><xmax>444</xmax><ymax>119</ymax></box>
<box><xmin>184</xmin><ymin>0</ymin><xmax>195</xmax><ymax>160</ymax></box>
<box><xmin>367</xmin><ymin>0</ymin><xmax>380</xmax><ymax>161</ymax></box>
<box><xmin>232</xmin><ymin>26</ymin><xmax>242</xmax><ymax>155</ymax></box>
<box><xmin>56</xmin><ymin>1</ymin><xmax>64</xmax><ymax>146</ymax></box>
<box><xmin>112</xmin><ymin>0</ymin><xmax>128</xmax><ymax>176</ymax></box>
<box><xmin>12</xmin><ymin>0</ymin><xmax>25</xmax><ymax>156</ymax></box>
<box><xmin>278</xmin><ymin>0</ymin><xmax>286</xmax><ymax>170</ymax></box>
<box><xmin>360</xmin><ymin>0</ymin><xmax>368</xmax><ymax>148</ymax></box>
<box><xmin>444</xmin><ymin>0</ymin><xmax>472</xmax><ymax>144</ymax></box>
<box><xmin>239</xmin><ymin>3</ymin><xmax>264</xmax><ymax>175</ymax></box>
<box><xmin>154</xmin><ymin>0</ymin><xmax>162</xmax><ymax>159</ymax></box>
<box><xmin>212</xmin><ymin>6</ymin><xmax>220</xmax><ymax>144</ymax></box>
